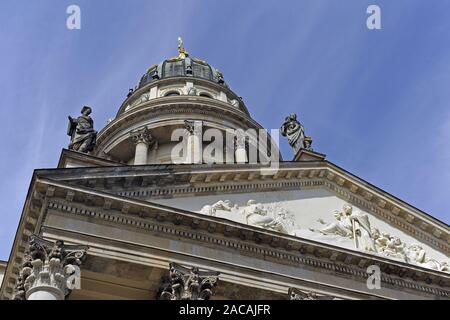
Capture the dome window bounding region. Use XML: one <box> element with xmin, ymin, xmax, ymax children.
<box><xmin>165</xmin><ymin>91</ymin><xmax>180</xmax><ymax>97</ymax></box>
<box><xmin>163</xmin><ymin>60</ymin><xmax>185</xmax><ymax>78</ymax></box>
<box><xmin>192</xmin><ymin>61</ymin><xmax>213</xmax><ymax>80</ymax></box>
<box><xmin>199</xmin><ymin>93</ymin><xmax>213</xmax><ymax>99</ymax></box>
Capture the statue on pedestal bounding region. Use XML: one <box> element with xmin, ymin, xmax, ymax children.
<box><xmin>67</xmin><ymin>106</ymin><xmax>97</xmax><ymax>153</ymax></box>
<box><xmin>280</xmin><ymin>113</ymin><xmax>305</xmax><ymax>154</ymax></box>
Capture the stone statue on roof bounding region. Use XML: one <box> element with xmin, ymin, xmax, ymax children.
<box><xmin>67</xmin><ymin>106</ymin><xmax>97</xmax><ymax>153</ymax></box>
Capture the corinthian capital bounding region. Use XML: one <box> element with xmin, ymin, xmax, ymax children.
<box><xmin>130</xmin><ymin>127</ymin><xmax>154</xmax><ymax>145</ymax></box>
<box><xmin>13</xmin><ymin>235</ymin><xmax>88</xmax><ymax>300</ymax></box>
<box><xmin>158</xmin><ymin>262</ymin><xmax>220</xmax><ymax>300</ymax></box>
<box><xmin>184</xmin><ymin>120</ymin><xmax>202</xmax><ymax>136</ymax></box>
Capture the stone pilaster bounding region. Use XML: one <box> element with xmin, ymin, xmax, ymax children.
<box><xmin>158</xmin><ymin>262</ymin><xmax>220</xmax><ymax>300</ymax></box>
<box><xmin>184</xmin><ymin>120</ymin><xmax>202</xmax><ymax>164</ymax></box>
<box><xmin>234</xmin><ymin>129</ymin><xmax>247</xmax><ymax>163</ymax></box>
<box><xmin>131</xmin><ymin>127</ymin><xmax>154</xmax><ymax>165</ymax></box>
<box><xmin>13</xmin><ymin>235</ymin><xmax>88</xmax><ymax>300</ymax></box>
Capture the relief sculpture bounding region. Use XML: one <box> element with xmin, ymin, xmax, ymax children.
<box><xmin>199</xmin><ymin>199</ymin><xmax>296</xmax><ymax>234</ymax></box>
<box><xmin>310</xmin><ymin>204</ymin><xmax>449</xmax><ymax>273</ymax></box>
<box><xmin>199</xmin><ymin>200</ymin><xmax>449</xmax><ymax>273</ymax></box>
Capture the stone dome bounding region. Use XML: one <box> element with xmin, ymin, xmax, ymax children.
<box><xmin>93</xmin><ymin>38</ymin><xmax>281</xmax><ymax>165</ymax></box>
<box><xmin>137</xmin><ymin>39</ymin><xmax>227</xmax><ymax>89</ymax></box>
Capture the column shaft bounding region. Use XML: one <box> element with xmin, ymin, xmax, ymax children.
<box><xmin>134</xmin><ymin>142</ymin><xmax>149</xmax><ymax>165</ymax></box>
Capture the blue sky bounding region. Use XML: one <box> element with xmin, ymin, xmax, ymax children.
<box><xmin>0</xmin><ymin>0</ymin><xmax>449</xmax><ymax>261</ymax></box>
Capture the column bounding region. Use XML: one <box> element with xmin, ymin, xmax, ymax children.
<box><xmin>184</xmin><ymin>120</ymin><xmax>202</xmax><ymax>164</ymax></box>
<box><xmin>13</xmin><ymin>235</ymin><xmax>88</xmax><ymax>300</ymax></box>
<box><xmin>158</xmin><ymin>262</ymin><xmax>220</xmax><ymax>300</ymax></box>
<box><xmin>131</xmin><ymin>127</ymin><xmax>154</xmax><ymax>165</ymax></box>
<box><xmin>235</xmin><ymin>129</ymin><xmax>247</xmax><ymax>163</ymax></box>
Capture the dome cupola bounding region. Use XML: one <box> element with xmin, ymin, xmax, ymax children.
<box><xmin>93</xmin><ymin>37</ymin><xmax>280</xmax><ymax>165</ymax></box>
<box><xmin>138</xmin><ymin>37</ymin><xmax>227</xmax><ymax>89</ymax></box>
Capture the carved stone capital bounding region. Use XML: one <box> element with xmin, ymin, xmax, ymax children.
<box><xmin>158</xmin><ymin>262</ymin><xmax>220</xmax><ymax>300</ymax></box>
<box><xmin>130</xmin><ymin>127</ymin><xmax>154</xmax><ymax>145</ymax></box>
<box><xmin>187</xmin><ymin>86</ymin><xmax>198</xmax><ymax>96</ymax></box>
<box><xmin>13</xmin><ymin>235</ymin><xmax>88</xmax><ymax>300</ymax></box>
<box><xmin>288</xmin><ymin>287</ymin><xmax>336</xmax><ymax>300</ymax></box>
<box><xmin>184</xmin><ymin>120</ymin><xmax>202</xmax><ymax>136</ymax></box>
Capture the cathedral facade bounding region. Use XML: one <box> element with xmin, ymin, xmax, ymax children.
<box><xmin>0</xmin><ymin>40</ymin><xmax>449</xmax><ymax>300</ymax></box>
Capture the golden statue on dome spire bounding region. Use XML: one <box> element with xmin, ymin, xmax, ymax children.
<box><xmin>177</xmin><ymin>36</ymin><xmax>189</xmax><ymax>59</ymax></box>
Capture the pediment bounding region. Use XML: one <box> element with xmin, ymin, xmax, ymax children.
<box><xmin>3</xmin><ymin>158</ymin><xmax>450</xmax><ymax>300</ymax></box>
<box><xmin>151</xmin><ymin>188</ymin><xmax>449</xmax><ymax>273</ymax></box>
<box><xmin>36</xmin><ymin>154</ymin><xmax>450</xmax><ymax>274</ymax></box>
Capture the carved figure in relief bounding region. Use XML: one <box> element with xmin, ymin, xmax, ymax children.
<box><xmin>371</xmin><ymin>228</ymin><xmax>389</xmax><ymax>252</ymax></box>
<box><xmin>311</xmin><ymin>204</ymin><xmax>375</xmax><ymax>251</ymax></box>
<box><xmin>380</xmin><ymin>235</ymin><xmax>407</xmax><ymax>261</ymax></box>
<box><xmin>199</xmin><ymin>199</ymin><xmax>295</xmax><ymax>233</ymax></box>
<box><xmin>352</xmin><ymin>213</ymin><xmax>376</xmax><ymax>252</ymax></box>
<box><xmin>310</xmin><ymin>203</ymin><xmax>449</xmax><ymax>272</ymax></box>
<box><xmin>197</xmin><ymin>198</ymin><xmax>449</xmax><ymax>274</ymax></box>
<box><xmin>405</xmin><ymin>244</ymin><xmax>449</xmax><ymax>271</ymax></box>
<box><xmin>244</xmin><ymin>200</ymin><xmax>286</xmax><ymax>232</ymax></box>
<box><xmin>200</xmin><ymin>200</ymin><xmax>234</xmax><ymax>217</ymax></box>
<box><xmin>311</xmin><ymin>205</ymin><xmax>353</xmax><ymax>237</ymax></box>
<box><xmin>187</xmin><ymin>86</ymin><xmax>198</xmax><ymax>96</ymax></box>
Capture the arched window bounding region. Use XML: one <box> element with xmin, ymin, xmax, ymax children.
<box><xmin>165</xmin><ymin>91</ymin><xmax>180</xmax><ymax>97</ymax></box>
<box><xmin>199</xmin><ymin>93</ymin><xmax>213</xmax><ymax>99</ymax></box>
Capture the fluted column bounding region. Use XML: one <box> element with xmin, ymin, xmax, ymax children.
<box><xmin>158</xmin><ymin>262</ymin><xmax>220</xmax><ymax>300</ymax></box>
<box><xmin>184</xmin><ymin>120</ymin><xmax>202</xmax><ymax>164</ymax></box>
<box><xmin>131</xmin><ymin>127</ymin><xmax>154</xmax><ymax>165</ymax></box>
<box><xmin>13</xmin><ymin>235</ymin><xmax>88</xmax><ymax>300</ymax></box>
<box><xmin>235</xmin><ymin>129</ymin><xmax>247</xmax><ymax>163</ymax></box>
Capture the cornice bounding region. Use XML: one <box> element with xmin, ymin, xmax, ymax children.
<box><xmin>95</xmin><ymin>98</ymin><xmax>262</xmax><ymax>153</ymax></box>
<box><xmin>57</xmin><ymin>149</ymin><xmax>124</xmax><ymax>168</ymax></box>
<box><xmin>36</xmin><ymin>162</ymin><xmax>450</xmax><ymax>254</ymax></box>
<box><xmin>118</xmin><ymin>76</ymin><xmax>249</xmax><ymax>116</ymax></box>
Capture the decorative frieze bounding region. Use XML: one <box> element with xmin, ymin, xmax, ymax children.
<box><xmin>44</xmin><ymin>198</ymin><xmax>450</xmax><ymax>298</ymax></box>
<box><xmin>13</xmin><ymin>235</ymin><xmax>88</xmax><ymax>300</ymax></box>
<box><xmin>158</xmin><ymin>262</ymin><xmax>220</xmax><ymax>300</ymax></box>
<box><xmin>309</xmin><ymin>204</ymin><xmax>450</xmax><ymax>273</ymax></box>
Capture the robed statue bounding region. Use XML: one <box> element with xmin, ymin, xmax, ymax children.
<box><xmin>67</xmin><ymin>106</ymin><xmax>97</xmax><ymax>153</ymax></box>
<box><xmin>280</xmin><ymin>113</ymin><xmax>305</xmax><ymax>154</ymax></box>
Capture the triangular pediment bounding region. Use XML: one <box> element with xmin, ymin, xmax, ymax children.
<box><xmin>33</xmin><ymin>151</ymin><xmax>450</xmax><ymax>272</ymax></box>
<box><xmin>3</xmin><ymin>152</ymin><xmax>450</xmax><ymax>300</ymax></box>
<box><xmin>37</xmin><ymin>152</ymin><xmax>450</xmax><ymax>275</ymax></box>
<box><xmin>152</xmin><ymin>188</ymin><xmax>449</xmax><ymax>273</ymax></box>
